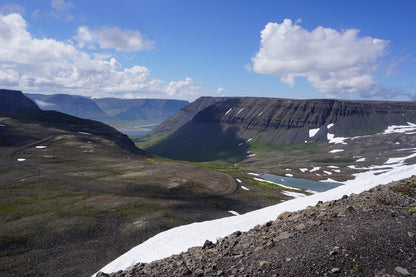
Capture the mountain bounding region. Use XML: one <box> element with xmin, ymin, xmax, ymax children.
<box><xmin>26</xmin><ymin>93</ymin><xmax>189</xmax><ymax>128</ymax></box>
<box><xmin>26</xmin><ymin>93</ymin><xmax>110</xmax><ymax>121</ymax></box>
<box><xmin>94</xmin><ymin>97</ymin><xmax>189</xmax><ymax>126</ymax></box>
<box><xmin>139</xmin><ymin>97</ymin><xmax>416</xmax><ymax>161</ymax></box>
<box><xmin>0</xmin><ymin>89</ymin><xmax>39</xmax><ymax>112</ymax></box>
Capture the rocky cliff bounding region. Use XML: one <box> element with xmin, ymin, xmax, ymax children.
<box><xmin>142</xmin><ymin>97</ymin><xmax>416</xmax><ymax>161</ymax></box>
<box><xmin>0</xmin><ymin>89</ymin><xmax>39</xmax><ymax>112</ymax></box>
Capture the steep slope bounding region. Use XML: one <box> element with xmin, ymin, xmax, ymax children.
<box><xmin>141</xmin><ymin>97</ymin><xmax>416</xmax><ymax>161</ymax></box>
<box><xmin>0</xmin><ymin>89</ymin><xmax>39</xmax><ymax>112</ymax></box>
<box><xmin>98</xmin><ymin>177</ymin><xmax>416</xmax><ymax>277</ymax></box>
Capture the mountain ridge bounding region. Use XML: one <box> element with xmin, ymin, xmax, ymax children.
<box><xmin>140</xmin><ymin>97</ymin><xmax>416</xmax><ymax>161</ymax></box>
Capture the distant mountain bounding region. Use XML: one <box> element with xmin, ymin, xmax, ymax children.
<box><xmin>25</xmin><ymin>93</ymin><xmax>188</xmax><ymax>128</ymax></box>
<box><xmin>0</xmin><ymin>89</ymin><xmax>39</xmax><ymax>112</ymax></box>
<box><xmin>140</xmin><ymin>97</ymin><xmax>416</xmax><ymax>161</ymax></box>
<box><xmin>26</xmin><ymin>93</ymin><xmax>109</xmax><ymax>121</ymax></box>
<box><xmin>94</xmin><ymin>98</ymin><xmax>188</xmax><ymax>125</ymax></box>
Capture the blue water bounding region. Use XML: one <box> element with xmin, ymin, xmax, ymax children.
<box><xmin>262</xmin><ymin>173</ymin><xmax>343</xmax><ymax>192</ymax></box>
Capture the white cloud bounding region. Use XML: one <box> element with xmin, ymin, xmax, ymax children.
<box><xmin>0</xmin><ymin>13</ymin><xmax>198</xmax><ymax>99</ymax></box>
<box><xmin>75</xmin><ymin>25</ymin><xmax>154</xmax><ymax>52</ymax></box>
<box><xmin>167</xmin><ymin>77</ymin><xmax>200</xmax><ymax>97</ymax></box>
<box><xmin>250</xmin><ymin>19</ymin><xmax>390</xmax><ymax>97</ymax></box>
<box><xmin>51</xmin><ymin>0</ymin><xmax>74</xmax><ymax>13</ymax></box>
<box><xmin>216</xmin><ymin>87</ymin><xmax>225</xmax><ymax>94</ymax></box>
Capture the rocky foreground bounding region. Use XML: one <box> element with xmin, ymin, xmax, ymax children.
<box><xmin>98</xmin><ymin>177</ymin><xmax>416</xmax><ymax>277</ymax></box>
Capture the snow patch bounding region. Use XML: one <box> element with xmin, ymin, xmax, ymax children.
<box><xmin>78</xmin><ymin>132</ymin><xmax>92</xmax><ymax>135</ymax></box>
<box><xmin>35</xmin><ymin>146</ymin><xmax>47</xmax><ymax>149</ymax></box>
<box><xmin>327</xmin><ymin>133</ymin><xmax>348</xmax><ymax>144</ymax></box>
<box><xmin>308</xmin><ymin>128</ymin><xmax>320</xmax><ymax>138</ymax></box>
<box><xmin>241</xmin><ymin>186</ymin><xmax>250</xmax><ymax>191</ymax></box>
<box><xmin>327</xmin><ymin>123</ymin><xmax>335</xmax><ymax>129</ymax></box>
<box><xmin>383</xmin><ymin>122</ymin><xmax>416</xmax><ymax>134</ymax></box>
<box><xmin>225</xmin><ymin>108</ymin><xmax>232</xmax><ymax>115</ymax></box>
<box><xmin>299</xmin><ymin>168</ymin><xmax>308</xmax><ymax>173</ymax></box>
<box><xmin>236</xmin><ymin>179</ymin><xmax>242</xmax><ymax>183</ymax></box>
<box><xmin>356</xmin><ymin>158</ymin><xmax>366</xmax><ymax>162</ymax></box>
<box><xmin>248</xmin><ymin>172</ymin><xmax>259</xmax><ymax>177</ymax></box>
<box><xmin>329</xmin><ymin>149</ymin><xmax>344</xmax><ymax>153</ymax></box>
<box><xmin>310</xmin><ymin>167</ymin><xmax>320</xmax><ymax>172</ymax></box>
<box><xmin>323</xmin><ymin>171</ymin><xmax>333</xmax><ymax>175</ymax></box>
<box><xmin>236</xmin><ymin>108</ymin><xmax>244</xmax><ymax>115</ymax></box>
<box><xmin>228</xmin><ymin>210</ymin><xmax>240</xmax><ymax>216</ymax></box>
<box><xmin>285</xmin><ymin>173</ymin><xmax>293</xmax><ymax>177</ymax></box>
<box><xmin>17</xmin><ymin>158</ymin><xmax>26</xmax><ymax>162</ymax></box>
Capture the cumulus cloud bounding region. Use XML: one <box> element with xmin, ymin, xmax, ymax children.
<box><xmin>0</xmin><ymin>13</ymin><xmax>197</xmax><ymax>99</ymax></box>
<box><xmin>250</xmin><ymin>19</ymin><xmax>390</xmax><ymax>97</ymax></box>
<box><xmin>166</xmin><ymin>77</ymin><xmax>200</xmax><ymax>97</ymax></box>
<box><xmin>75</xmin><ymin>25</ymin><xmax>154</xmax><ymax>52</ymax></box>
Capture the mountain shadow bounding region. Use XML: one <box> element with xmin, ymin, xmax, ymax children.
<box><xmin>146</xmin><ymin>119</ymin><xmax>250</xmax><ymax>162</ymax></box>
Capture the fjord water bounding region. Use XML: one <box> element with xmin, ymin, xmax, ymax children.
<box><xmin>262</xmin><ymin>173</ymin><xmax>343</xmax><ymax>192</ymax></box>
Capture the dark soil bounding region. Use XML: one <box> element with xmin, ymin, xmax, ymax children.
<box><xmin>100</xmin><ymin>177</ymin><xmax>416</xmax><ymax>277</ymax></box>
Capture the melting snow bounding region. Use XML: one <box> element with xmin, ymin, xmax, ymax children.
<box><xmin>383</xmin><ymin>122</ymin><xmax>416</xmax><ymax>134</ymax></box>
<box><xmin>225</xmin><ymin>108</ymin><xmax>232</xmax><ymax>115</ymax></box>
<box><xmin>35</xmin><ymin>146</ymin><xmax>47</xmax><ymax>149</ymax></box>
<box><xmin>228</xmin><ymin>210</ymin><xmax>240</xmax><ymax>216</ymax></box>
<box><xmin>329</xmin><ymin>149</ymin><xmax>344</xmax><ymax>153</ymax></box>
<box><xmin>236</xmin><ymin>179</ymin><xmax>242</xmax><ymax>183</ymax></box>
<box><xmin>356</xmin><ymin>158</ymin><xmax>366</xmax><ymax>162</ymax></box>
<box><xmin>236</xmin><ymin>108</ymin><xmax>244</xmax><ymax>115</ymax></box>
<box><xmin>299</xmin><ymin>168</ymin><xmax>308</xmax><ymax>173</ymax></box>
<box><xmin>323</xmin><ymin>171</ymin><xmax>332</xmax><ymax>175</ymax></box>
<box><xmin>327</xmin><ymin>123</ymin><xmax>335</xmax><ymax>129</ymax></box>
<box><xmin>308</xmin><ymin>128</ymin><xmax>320</xmax><ymax>138</ymax></box>
<box><xmin>258</xmin><ymin>112</ymin><xmax>263</xmax><ymax>117</ymax></box>
<box><xmin>327</xmin><ymin>133</ymin><xmax>348</xmax><ymax>144</ymax></box>
<box><xmin>17</xmin><ymin>158</ymin><xmax>26</xmax><ymax>162</ymax></box>
<box><xmin>327</xmin><ymin>166</ymin><xmax>339</xmax><ymax>169</ymax></box>
<box><xmin>241</xmin><ymin>186</ymin><xmax>250</xmax><ymax>191</ymax></box>
<box><xmin>310</xmin><ymin>167</ymin><xmax>320</xmax><ymax>172</ymax></box>
<box><xmin>248</xmin><ymin>172</ymin><xmax>259</xmax><ymax>176</ymax></box>
<box><xmin>285</xmin><ymin>173</ymin><xmax>294</xmax><ymax>177</ymax></box>
<box><xmin>247</xmin><ymin>138</ymin><xmax>252</xmax><ymax>142</ymax></box>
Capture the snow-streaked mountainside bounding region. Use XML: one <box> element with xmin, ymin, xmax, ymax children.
<box><xmin>140</xmin><ymin>97</ymin><xmax>416</xmax><ymax>161</ymax></box>
<box><xmin>96</xmin><ymin>122</ymin><xmax>416</xmax><ymax>275</ymax></box>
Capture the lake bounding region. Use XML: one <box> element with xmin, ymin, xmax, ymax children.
<box><xmin>262</xmin><ymin>173</ymin><xmax>343</xmax><ymax>192</ymax></box>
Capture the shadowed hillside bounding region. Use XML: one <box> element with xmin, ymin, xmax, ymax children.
<box><xmin>139</xmin><ymin>97</ymin><xmax>416</xmax><ymax>161</ymax></box>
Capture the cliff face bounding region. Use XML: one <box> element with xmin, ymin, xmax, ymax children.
<box><xmin>144</xmin><ymin>97</ymin><xmax>416</xmax><ymax>161</ymax></box>
<box><xmin>0</xmin><ymin>89</ymin><xmax>39</xmax><ymax>112</ymax></box>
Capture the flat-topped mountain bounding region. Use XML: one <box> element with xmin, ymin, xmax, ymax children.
<box><xmin>139</xmin><ymin>97</ymin><xmax>416</xmax><ymax>161</ymax></box>
<box><xmin>0</xmin><ymin>89</ymin><xmax>39</xmax><ymax>112</ymax></box>
<box><xmin>26</xmin><ymin>93</ymin><xmax>189</xmax><ymax>128</ymax></box>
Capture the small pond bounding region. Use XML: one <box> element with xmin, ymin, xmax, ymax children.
<box><xmin>262</xmin><ymin>173</ymin><xmax>344</xmax><ymax>192</ymax></box>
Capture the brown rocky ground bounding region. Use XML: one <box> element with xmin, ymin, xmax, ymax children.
<box><xmin>98</xmin><ymin>176</ymin><xmax>416</xmax><ymax>277</ymax></box>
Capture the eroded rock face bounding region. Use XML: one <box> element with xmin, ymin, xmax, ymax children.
<box><xmin>145</xmin><ymin>97</ymin><xmax>416</xmax><ymax>161</ymax></box>
<box><xmin>0</xmin><ymin>89</ymin><xmax>39</xmax><ymax>112</ymax></box>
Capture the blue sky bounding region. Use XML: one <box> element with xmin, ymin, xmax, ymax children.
<box><xmin>0</xmin><ymin>0</ymin><xmax>415</xmax><ymax>101</ymax></box>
